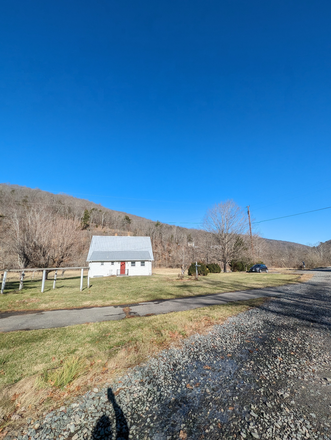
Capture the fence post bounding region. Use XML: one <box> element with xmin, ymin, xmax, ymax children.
<box><xmin>1</xmin><ymin>271</ymin><xmax>7</xmax><ymax>294</ymax></box>
<box><xmin>80</xmin><ymin>268</ymin><xmax>84</xmax><ymax>291</ymax></box>
<box><xmin>19</xmin><ymin>271</ymin><xmax>25</xmax><ymax>290</ymax></box>
<box><xmin>53</xmin><ymin>270</ymin><xmax>58</xmax><ymax>289</ymax></box>
<box><xmin>41</xmin><ymin>270</ymin><xmax>46</xmax><ymax>293</ymax></box>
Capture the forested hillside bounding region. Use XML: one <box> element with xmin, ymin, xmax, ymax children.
<box><xmin>0</xmin><ymin>184</ymin><xmax>329</xmax><ymax>270</ymax></box>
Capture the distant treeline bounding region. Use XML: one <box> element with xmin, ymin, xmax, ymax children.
<box><xmin>0</xmin><ymin>184</ymin><xmax>329</xmax><ymax>270</ymax></box>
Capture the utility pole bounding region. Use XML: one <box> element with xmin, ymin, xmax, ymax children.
<box><xmin>247</xmin><ymin>206</ymin><xmax>255</xmax><ymax>260</ymax></box>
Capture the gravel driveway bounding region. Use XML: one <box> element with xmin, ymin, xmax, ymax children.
<box><xmin>6</xmin><ymin>268</ymin><xmax>331</xmax><ymax>440</ymax></box>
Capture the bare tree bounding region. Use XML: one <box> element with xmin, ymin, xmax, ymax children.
<box><xmin>204</xmin><ymin>200</ymin><xmax>248</xmax><ymax>272</ymax></box>
<box><xmin>1</xmin><ymin>184</ymin><xmax>322</xmax><ymax>270</ymax></box>
<box><xmin>4</xmin><ymin>206</ymin><xmax>82</xmax><ymax>269</ymax></box>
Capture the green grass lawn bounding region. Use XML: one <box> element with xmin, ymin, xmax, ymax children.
<box><xmin>0</xmin><ymin>272</ymin><xmax>302</xmax><ymax>313</ymax></box>
<box><xmin>0</xmin><ymin>297</ymin><xmax>266</xmax><ymax>430</ymax></box>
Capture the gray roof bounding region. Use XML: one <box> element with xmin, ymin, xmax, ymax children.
<box><xmin>90</xmin><ymin>251</ymin><xmax>151</xmax><ymax>262</ymax></box>
<box><xmin>87</xmin><ymin>236</ymin><xmax>154</xmax><ymax>262</ymax></box>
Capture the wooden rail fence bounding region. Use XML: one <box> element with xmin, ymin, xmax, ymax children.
<box><xmin>0</xmin><ymin>267</ymin><xmax>90</xmax><ymax>294</ymax></box>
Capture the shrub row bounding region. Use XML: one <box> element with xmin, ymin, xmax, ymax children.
<box><xmin>230</xmin><ymin>260</ymin><xmax>264</xmax><ymax>272</ymax></box>
<box><xmin>188</xmin><ymin>260</ymin><xmax>265</xmax><ymax>275</ymax></box>
<box><xmin>188</xmin><ymin>262</ymin><xmax>222</xmax><ymax>276</ymax></box>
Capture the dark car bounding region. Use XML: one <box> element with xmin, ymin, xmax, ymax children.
<box><xmin>249</xmin><ymin>264</ymin><xmax>268</xmax><ymax>273</ymax></box>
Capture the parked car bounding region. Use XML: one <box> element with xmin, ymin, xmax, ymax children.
<box><xmin>249</xmin><ymin>264</ymin><xmax>268</xmax><ymax>273</ymax></box>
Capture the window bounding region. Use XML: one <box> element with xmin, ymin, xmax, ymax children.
<box><xmin>101</xmin><ymin>262</ymin><xmax>104</xmax><ymax>266</ymax></box>
<box><xmin>131</xmin><ymin>262</ymin><xmax>136</xmax><ymax>267</ymax></box>
<box><xmin>141</xmin><ymin>261</ymin><xmax>145</xmax><ymax>267</ymax></box>
<box><xmin>111</xmin><ymin>262</ymin><xmax>114</xmax><ymax>265</ymax></box>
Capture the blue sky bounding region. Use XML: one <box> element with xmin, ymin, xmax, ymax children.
<box><xmin>1</xmin><ymin>0</ymin><xmax>330</xmax><ymax>245</ymax></box>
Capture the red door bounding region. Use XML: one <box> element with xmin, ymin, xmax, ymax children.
<box><xmin>120</xmin><ymin>262</ymin><xmax>125</xmax><ymax>275</ymax></box>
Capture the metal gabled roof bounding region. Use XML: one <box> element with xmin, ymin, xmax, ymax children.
<box><xmin>89</xmin><ymin>251</ymin><xmax>151</xmax><ymax>262</ymax></box>
<box><xmin>87</xmin><ymin>236</ymin><xmax>154</xmax><ymax>262</ymax></box>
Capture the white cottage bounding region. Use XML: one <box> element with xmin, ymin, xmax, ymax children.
<box><xmin>87</xmin><ymin>236</ymin><xmax>154</xmax><ymax>277</ymax></box>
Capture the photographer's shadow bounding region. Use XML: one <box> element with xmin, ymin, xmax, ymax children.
<box><xmin>91</xmin><ymin>388</ymin><xmax>129</xmax><ymax>440</ymax></box>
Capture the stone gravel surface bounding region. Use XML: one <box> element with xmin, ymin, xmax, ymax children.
<box><xmin>5</xmin><ymin>268</ymin><xmax>331</xmax><ymax>440</ymax></box>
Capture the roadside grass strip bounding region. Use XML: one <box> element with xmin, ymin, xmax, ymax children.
<box><xmin>0</xmin><ymin>272</ymin><xmax>303</xmax><ymax>312</ymax></box>
<box><xmin>0</xmin><ymin>298</ymin><xmax>266</xmax><ymax>431</ymax></box>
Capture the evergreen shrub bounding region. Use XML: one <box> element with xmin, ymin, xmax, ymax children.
<box><xmin>206</xmin><ymin>263</ymin><xmax>221</xmax><ymax>273</ymax></box>
<box><xmin>230</xmin><ymin>260</ymin><xmax>264</xmax><ymax>272</ymax></box>
<box><xmin>230</xmin><ymin>260</ymin><xmax>252</xmax><ymax>272</ymax></box>
<box><xmin>188</xmin><ymin>262</ymin><xmax>209</xmax><ymax>276</ymax></box>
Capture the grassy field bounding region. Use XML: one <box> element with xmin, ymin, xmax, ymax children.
<box><xmin>0</xmin><ymin>297</ymin><xmax>266</xmax><ymax>432</ymax></box>
<box><xmin>0</xmin><ymin>270</ymin><xmax>303</xmax><ymax>312</ymax></box>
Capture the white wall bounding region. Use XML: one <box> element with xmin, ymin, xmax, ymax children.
<box><xmin>126</xmin><ymin>261</ymin><xmax>152</xmax><ymax>276</ymax></box>
<box><xmin>89</xmin><ymin>261</ymin><xmax>152</xmax><ymax>277</ymax></box>
<box><xmin>89</xmin><ymin>262</ymin><xmax>120</xmax><ymax>277</ymax></box>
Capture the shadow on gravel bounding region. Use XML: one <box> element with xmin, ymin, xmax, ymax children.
<box><xmin>259</xmin><ymin>277</ymin><xmax>331</xmax><ymax>329</ymax></box>
<box><xmin>92</xmin><ymin>414</ymin><xmax>112</xmax><ymax>439</ymax></box>
<box><xmin>91</xmin><ymin>388</ymin><xmax>129</xmax><ymax>440</ymax></box>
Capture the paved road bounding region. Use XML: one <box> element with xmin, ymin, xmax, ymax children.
<box><xmin>0</xmin><ymin>282</ymin><xmax>293</xmax><ymax>332</ymax></box>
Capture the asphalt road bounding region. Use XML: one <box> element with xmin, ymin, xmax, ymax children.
<box><xmin>0</xmin><ymin>283</ymin><xmax>291</xmax><ymax>333</ymax></box>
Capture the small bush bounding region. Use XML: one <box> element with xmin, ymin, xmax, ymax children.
<box><xmin>230</xmin><ymin>260</ymin><xmax>245</xmax><ymax>272</ymax></box>
<box><xmin>188</xmin><ymin>262</ymin><xmax>208</xmax><ymax>276</ymax></box>
<box><xmin>206</xmin><ymin>263</ymin><xmax>221</xmax><ymax>273</ymax></box>
<box><xmin>231</xmin><ymin>260</ymin><xmax>265</xmax><ymax>272</ymax></box>
<box><xmin>230</xmin><ymin>260</ymin><xmax>252</xmax><ymax>272</ymax></box>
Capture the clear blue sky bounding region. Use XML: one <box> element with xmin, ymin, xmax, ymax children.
<box><xmin>1</xmin><ymin>0</ymin><xmax>330</xmax><ymax>245</ymax></box>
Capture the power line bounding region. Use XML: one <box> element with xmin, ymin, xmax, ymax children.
<box><xmin>252</xmin><ymin>206</ymin><xmax>331</xmax><ymax>224</ymax></box>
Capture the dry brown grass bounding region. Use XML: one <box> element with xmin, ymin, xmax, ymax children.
<box><xmin>297</xmin><ymin>272</ymin><xmax>314</xmax><ymax>282</ymax></box>
<box><xmin>153</xmin><ymin>267</ymin><xmax>184</xmax><ymax>275</ymax></box>
<box><xmin>269</xmin><ymin>267</ymin><xmax>314</xmax><ymax>282</ymax></box>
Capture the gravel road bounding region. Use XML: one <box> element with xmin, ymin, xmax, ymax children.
<box><xmin>5</xmin><ymin>268</ymin><xmax>331</xmax><ymax>440</ymax></box>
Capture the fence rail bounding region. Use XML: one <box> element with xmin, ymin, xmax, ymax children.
<box><xmin>1</xmin><ymin>266</ymin><xmax>89</xmax><ymax>272</ymax></box>
<box><xmin>1</xmin><ymin>266</ymin><xmax>90</xmax><ymax>294</ymax></box>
